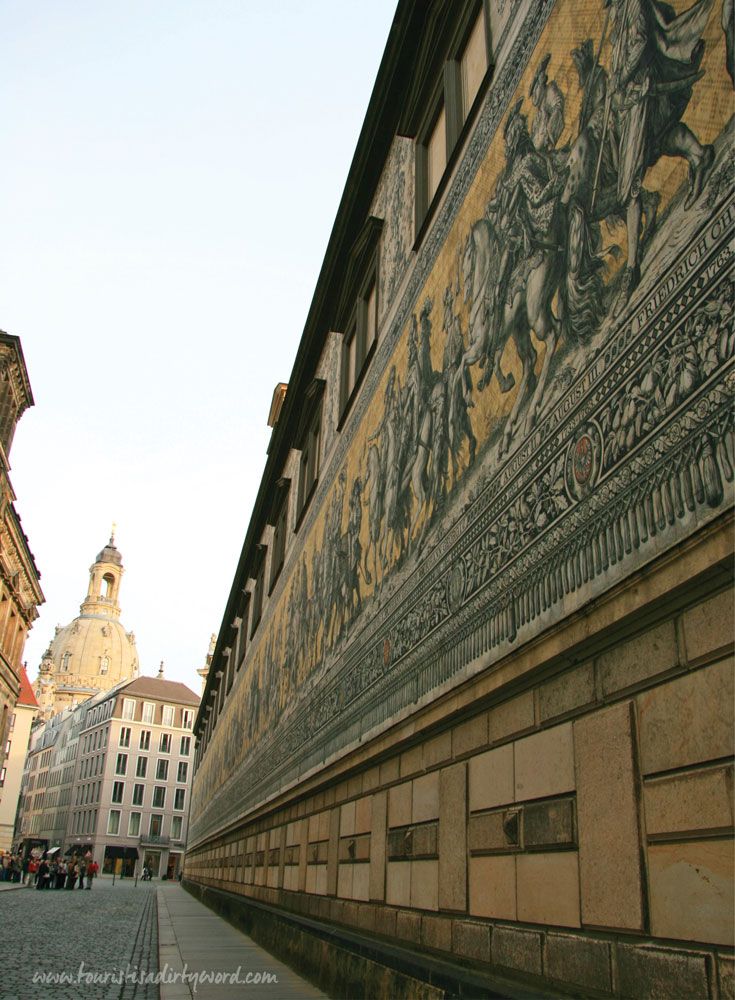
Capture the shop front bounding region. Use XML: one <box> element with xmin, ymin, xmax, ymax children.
<box><xmin>103</xmin><ymin>845</ymin><xmax>139</xmax><ymax>877</ymax></box>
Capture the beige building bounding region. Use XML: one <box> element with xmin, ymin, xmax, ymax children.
<box><xmin>0</xmin><ymin>665</ymin><xmax>37</xmax><ymax>851</ymax></box>
<box><xmin>33</xmin><ymin>533</ymin><xmax>139</xmax><ymax>718</ymax></box>
<box><xmin>18</xmin><ymin>673</ymin><xmax>199</xmax><ymax>878</ymax></box>
<box><xmin>0</xmin><ymin>333</ymin><xmax>44</xmax><ymax>776</ymax></box>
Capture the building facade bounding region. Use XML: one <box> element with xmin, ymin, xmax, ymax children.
<box><xmin>187</xmin><ymin>2</ymin><xmax>734</xmax><ymax>997</ymax></box>
<box><xmin>16</xmin><ymin>674</ymin><xmax>198</xmax><ymax>877</ymax></box>
<box><xmin>32</xmin><ymin>534</ymin><xmax>139</xmax><ymax>719</ymax></box>
<box><xmin>0</xmin><ymin>333</ymin><xmax>44</xmax><ymax>784</ymax></box>
<box><xmin>0</xmin><ymin>665</ymin><xmax>37</xmax><ymax>852</ymax></box>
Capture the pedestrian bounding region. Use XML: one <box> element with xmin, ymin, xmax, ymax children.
<box><xmin>66</xmin><ymin>861</ymin><xmax>77</xmax><ymax>890</ymax></box>
<box><xmin>28</xmin><ymin>857</ymin><xmax>38</xmax><ymax>885</ymax></box>
<box><xmin>77</xmin><ymin>862</ymin><xmax>87</xmax><ymax>888</ymax></box>
<box><xmin>21</xmin><ymin>855</ymin><xmax>29</xmax><ymax>885</ymax></box>
<box><xmin>11</xmin><ymin>855</ymin><xmax>21</xmax><ymax>883</ymax></box>
<box><xmin>36</xmin><ymin>859</ymin><xmax>49</xmax><ymax>890</ymax></box>
<box><xmin>86</xmin><ymin>859</ymin><xmax>98</xmax><ymax>889</ymax></box>
<box><xmin>0</xmin><ymin>853</ymin><xmax>9</xmax><ymax>881</ymax></box>
<box><xmin>56</xmin><ymin>860</ymin><xmax>67</xmax><ymax>890</ymax></box>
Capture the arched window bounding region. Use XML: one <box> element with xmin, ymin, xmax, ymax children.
<box><xmin>102</xmin><ymin>574</ymin><xmax>115</xmax><ymax>598</ymax></box>
<box><xmin>100</xmin><ymin>656</ymin><xmax>109</xmax><ymax>675</ymax></box>
<box><xmin>61</xmin><ymin>652</ymin><xmax>71</xmax><ymax>672</ymax></box>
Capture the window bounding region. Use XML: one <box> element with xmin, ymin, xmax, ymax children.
<box><xmin>177</xmin><ymin>761</ymin><xmax>188</xmax><ymax>783</ymax></box>
<box><xmin>342</xmin><ymin>278</ymin><xmax>378</xmax><ymax>415</ymax></box>
<box><xmin>99</xmin><ymin>655</ymin><xmax>109</xmax><ymax>675</ymax></box>
<box><xmin>107</xmin><ymin>810</ymin><xmax>121</xmax><ymax>835</ymax></box>
<box><xmin>136</xmin><ymin>756</ymin><xmax>147</xmax><ymax>778</ymax></box>
<box><xmin>142</xmin><ymin>702</ymin><xmax>155</xmax><ymax>724</ymax></box>
<box><xmin>132</xmin><ymin>784</ymin><xmax>144</xmax><ymax>807</ymax></box>
<box><xmin>115</xmin><ymin>753</ymin><xmax>128</xmax><ymax>775</ymax></box>
<box><xmin>180</xmin><ymin>736</ymin><xmax>191</xmax><ymax>756</ymax></box>
<box><xmin>410</xmin><ymin>2</ymin><xmax>491</xmax><ymax>235</ymax></box>
<box><xmin>111</xmin><ymin>781</ymin><xmax>124</xmax><ymax>804</ymax></box>
<box><xmin>249</xmin><ymin>549</ymin><xmax>267</xmax><ymax>637</ymax></box>
<box><xmin>174</xmin><ymin>788</ymin><xmax>186</xmax><ymax>811</ymax></box>
<box><xmin>234</xmin><ymin>593</ymin><xmax>250</xmax><ymax>671</ymax></box>
<box><xmin>122</xmin><ymin>699</ymin><xmax>135</xmax><ymax>721</ymax></box>
<box><xmin>139</xmin><ymin>730</ymin><xmax>150</xmax><ymax>751</ymax></box>
<box><xmin>182</xmin><ymin>710</ymin><xmax>194</xmax><ymax>730</ymax></box>
<box><xmin>268</xmin><ymin>483</ymin><xmax>290</xmax><ymax>592</ymax></box>
<box><xmin>171</xmin><ymin>815</ymin><xmax>183</xmax><ymax>840</ymax></box>
<box><xmin>149</xmin><ymin>814</ymin><xmax>163</xmax><ymax>837</ymax></box>
<box><xmin>159</xmin><ymin>733</ymin><xmax>171</xmax><ymax>754</ymax></box>
<box><xmin>62</xmin><ymin>652</ymin><xmax>71</xmax><ymax>672</ymax></box>
<box><xmin>152</xmin><ymin>786</ymin><xmax>166</xmax><ymax>809</ymax></box>
<box><xmin>119</xmin><ymin>727</ymin><xmax>131</xmax><ymax>748</ymax></box>
<box><xmin>128</xmin><ymin>812</ymin><xmax>141</xmax><ymax>837</ymax></box>
<box><xmin>156</xmin><ymin>759</ymin><xmax>169</xmax><ymax>781</ymax></box>
<box><xmin>297</xmin><ymin>403</ymin><xmax>322</xmax><ymax>518</ymax></box>
<box><xmin>162</xmin><ymin>705</ymin><xmax>174</xmax><ymax>727</ymax></box>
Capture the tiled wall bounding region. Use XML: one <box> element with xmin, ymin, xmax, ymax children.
<box><xmin>187</xmin><ymin>580</ymin><xmax>734</xmax><ymax>998</ymax></box>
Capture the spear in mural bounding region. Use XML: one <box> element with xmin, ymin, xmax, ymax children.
<box><xmin>579</xmin><ymin>6</ymin><xmax>611</xmax><ymax>131</ymax></box>
<box><xmin>591</xmin><ymin>0</ymin><xmax>631</xmax><ymax>213</ymax></box>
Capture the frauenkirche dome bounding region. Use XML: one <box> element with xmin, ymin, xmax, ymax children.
<box><xmin>33</xmin><ymin>531</ymin><xmax>139</xmax><ymax>717</ymax></box>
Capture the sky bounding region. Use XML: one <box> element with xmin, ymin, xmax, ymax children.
<box><xmin>1</xmin><ymin>0</ymin><xmax>399</xmax><ymax>696</ymax></box>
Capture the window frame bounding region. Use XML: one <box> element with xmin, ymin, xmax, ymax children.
<box><xmin>409</xmin><ymin>1</ymin><xmax>493</xmax><ymax>243</ymax></box>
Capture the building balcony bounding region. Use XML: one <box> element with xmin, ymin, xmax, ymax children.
<box><xmin>138</xmin><ymin>833</ymin><xmax>170</xmax><ymax>847</ymax></box>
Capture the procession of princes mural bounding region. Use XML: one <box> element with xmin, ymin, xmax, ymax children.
<box><xmin>200</xmin><ymin>0</ymin><xmax>735</xmax><ymax>798</ymax></box>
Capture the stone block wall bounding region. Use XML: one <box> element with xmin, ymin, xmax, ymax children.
<box><xmin>186</xmin><ymin>521</ymin><xmax>734</xmax><ymax>998</ymax></box>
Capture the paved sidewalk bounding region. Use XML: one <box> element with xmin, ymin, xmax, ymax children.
<box><xmin>157</xmin><ymin>883</ymin><xmax>327</xmax><ymax>999</ymax></box>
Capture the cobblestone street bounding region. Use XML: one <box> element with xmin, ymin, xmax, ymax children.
<box><xmin>0</xmin><ymin>879</ymin><xmax>159</xmax><ymax>1000</ymax></box>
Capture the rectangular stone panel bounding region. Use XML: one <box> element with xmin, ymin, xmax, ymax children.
<box><xmin>516</xmin><ymin>852</ymin><xmax>581</xmax><ymax>928</ymax></box>
<box><xmin>355</xmin><ymin>795</ymin><xmax>372</xmax><ymax>834</ymax></box>
<box><xmin>469</xmin><ymin>743</ymin><xmax>514</xmax><ymax>813</ymax></box>
<box><xmin>539</xmin><ymin>662</ymin><xmax>596</xmax><ymax>723</ymax></box>
<box><xmin>491</xmin><ymin>927</ymin><xmax>542</xmax><ymax>976</ymax></box>
<box><xmin>340</xmin><ymin>800</ymin><xmax>356</xmax><ymax>837</ymax></box>
<box><xmin>515</xmin><ymin>722</ymin><xmax>575</xmax><ymax>802</ymax></box>
<box><xmin>412</xmin><ymin>771</ymin><xmax>440</xmax><ymax>823</ymax></box>
<box><xmin>386</xmin><ymin>860</ymin><xmax>411</xmax><ymax>908</ymax></box>
<box><xmin>648</xmin><ymin>839</ymin><xmax>734</xmax><ymax>946</ymax></box>
<box><xmin>681</xmin><ymin>587</ymin><xmax>734</xmax><ymax>663</ymax></box>
<box><xmin>388</xmin><ymin>781</ymin><xmax>412</xmax><ymax>828</ymax></box>
<box><xmin>574</xmin><ymin>701</ymin><xmax>645</xmax><ymax>930</ymax></box>
<box><xmin>637</xmin><ymin>658</ymin><xmax>734</xmax><ymax>775</ymax></box>
<box><xmin>598</xmin><ymin>620</ymin><xmax>679</xmax><ymax>696</ymax></box>
<box><xmin>410</xmin><ymin>859</ymin><xmax>439</xmax><ymax>911</ymax></box>
<box><xmin>453</xmin><ymin>921</ymin><xmax>490</xmax><ymax>963</ymax></box>
<box><xmin>369</xmin><ymin>789</ymin><xmax>387</xmax><ymax>902</ymax></box>
<box><xmin>524</xmin><ymin>798</ymin><xmax>576</xmax><ymax>849</ymax></box>
<box><xmin>489</xmin><ymin>691</ymin><xmax>534</xmax><ymax>741</ymax></box>
<box><xmin>352</xmin><ymin>862</ymin><xmax>370</xmax><ymax>901</ymax></box>
<box><xmin>617</xmin><ymin>945</ymin><xmax>712</xmax><ymax>1000</ymax></box>
<box><xmin>327</xmin><ymin>807</ymin><xmax>340</xmax><ymax>896</ymax></box>
<box><xmin>645</xmin><ymin>764</ymin><xmax>734</xmax><ymax>837</ymax></box>
<box><xmin>545</xmin><ymin>933</ymin><xmax>612</xmax><ymax>994</ymax></box>
<box><xmin>439</xmin><ymin>762</ymin><xmax>466</xmax><ymax>911</ymax></box>
<box><xmin>468</xmin><ymin>855</ymin><xmax>516</xmax><ymax>920</ymax></box>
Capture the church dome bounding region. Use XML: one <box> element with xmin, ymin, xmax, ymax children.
<box><xmin>33</xmin><ymin>531</ymin><xmax>139</xmax><ymax>715</ymax></box>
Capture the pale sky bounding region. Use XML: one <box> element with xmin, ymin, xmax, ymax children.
<box><xmin>1</xmin><ymin>1</ymin><xmax>398</xmax><ymax>695</ymax></box>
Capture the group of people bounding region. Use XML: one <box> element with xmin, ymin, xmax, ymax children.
<box><xmin>0</xmin><ymin>852</ymin><xmax>23</xmax><ymax>882</ymax></box>
<box><xmin>33</xmin><ymin>856</ymin><xmax>99</xmax><ymax>890</ymax></box>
